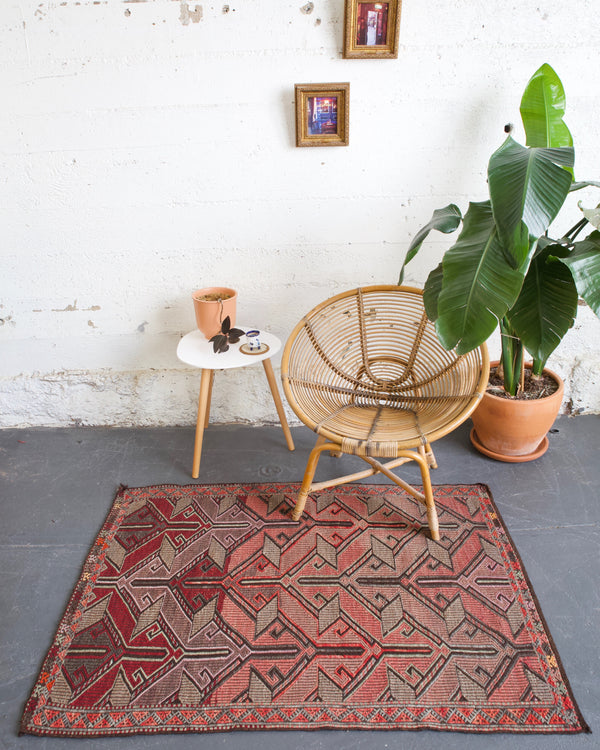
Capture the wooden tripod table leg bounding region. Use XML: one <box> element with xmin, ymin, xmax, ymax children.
<box><xmin>262</xmin><ymin>358</ymin><xmax>295</xmax><ymax>452</ymax></box>
<box><xmin>192</xmin><ymin>368</ymin><xmax>214</xmax><ymax>479</ymax></box>
<box><xmin>204</xmin><ymin>370</ymin><xmax>215</xmax><ymax>428</ymax></box>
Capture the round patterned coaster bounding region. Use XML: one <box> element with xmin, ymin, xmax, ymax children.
<box><xmin>240</xmin><ymin>343</ymin><xmax>270</xmax><ymax>356</ymax></box>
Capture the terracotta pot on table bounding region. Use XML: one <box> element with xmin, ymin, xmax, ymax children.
<box><xmin>192</xmin><ymin>287</ymin><xmax>237</xmax><ymax>339</ymax></box>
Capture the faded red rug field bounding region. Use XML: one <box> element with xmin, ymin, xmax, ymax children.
<box><xmin>21</xmin><ymin>483</ymin><xmax>588</xmax><ymax>736</ymax></box>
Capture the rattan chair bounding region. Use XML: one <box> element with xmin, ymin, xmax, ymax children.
<box><xmin>281</xmin><ymin>285</ymin><xmax>489</xmax><ymax>541</ymax></box>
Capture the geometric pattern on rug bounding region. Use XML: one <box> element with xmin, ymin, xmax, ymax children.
<box><xmin>21</xmin><ymin>483</ymin><xmax>589</xmax><ymax>736</ymax></box>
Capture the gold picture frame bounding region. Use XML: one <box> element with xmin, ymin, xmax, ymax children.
<box><xmin>295</xmin><ymin>83</ymin><xmax>350</xmax><ymax>148</ymax></box>
<box><xmin>343</xmin><ymin>0</ymin><xmax>402</xmax><ymax>59</ymax></box>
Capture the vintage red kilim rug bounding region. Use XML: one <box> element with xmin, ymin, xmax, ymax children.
<box><xmin>21</xmin><ymin>483</ymin><xmax>589</xmax><ymax>737</ymax></box>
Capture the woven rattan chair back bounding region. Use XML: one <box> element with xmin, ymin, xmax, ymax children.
<box><xmin>281</xmin><ymin>285</ymin><xmax>489</xmax><ymax>540</ymax></box>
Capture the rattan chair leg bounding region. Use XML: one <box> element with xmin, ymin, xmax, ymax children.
<box><xmin>419</xmin><ymin>442</ymin><xmax>438</xmax><ymax>469</ymax></box>
<box><xmin>291</xmin><ymin>437</ymin><xmax>339</xmax><ymax>521</ymax></box>
<box><xmin>413</xmin><ymin>456</ymin><xmax>440</xmax><ymax>541</ymax></box>
<box><xmin>360</xmin><ymin>454</ymin><xmax>426</xmax><ymax>503</ymax></box>
<box><xmin>310</xmin><ymin>457</ymin><xmax>412</xmax><ymax>493</ymax></box>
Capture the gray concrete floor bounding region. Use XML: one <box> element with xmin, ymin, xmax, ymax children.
<box><xmin>1</xmin><ymin>418</ymin><xmax>599</xmax><ymax>749</ymax></box>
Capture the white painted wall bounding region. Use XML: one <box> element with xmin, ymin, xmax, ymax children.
<box><xmin>2</xmin><ymin>0</ymin><xmax>600</xmax><ymax>427</ymax></box>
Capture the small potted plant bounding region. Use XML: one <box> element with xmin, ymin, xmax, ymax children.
<box><xmin>400</xmin><ymin>63</ymin><xmax>600</xmax><ymax>461</ymax></box>
<box><xmin>192</xmin><ymin>287</ymin><xmax>237</xmax><ymax>340</ymax></box>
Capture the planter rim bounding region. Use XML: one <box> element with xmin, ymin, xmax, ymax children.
<box><xmin>192</xmin><ymin>286</ymin><xmax>237</xmax><ymax>302</ymax></box>
<box><xmin>484</xmin><ymin>361</ymin><xmax>564</xmax><ymax>403</ymax></box>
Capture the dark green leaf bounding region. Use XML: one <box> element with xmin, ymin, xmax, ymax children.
<box><xmin>423</xmin><ymin>262</ymin><xmax>443</xmax><ymax>321</ymax></box>
<box><xmin>559</xmin><ymin>230</ymin><xmax>600</xmax><ymax>315</ymax></box>
<box><xmin>228</xmin><ymin>327</ymin><xmax>245</xmax><ymax>338</ymax></box>
<box><xmin>570</xmin><ymin>180</ymin><xmax>600</xmax><ymax>192</ymax></box>
<box><xmin>435</xmin><ymin>201</ymin><xmax>528</xmax><ymax>353</ymax></box>
<box><xmin>488</xmin><ymin>136</ymin><xmax>573</xmax><ymax>265</ymax></box>
<box><xmin>533</xmin><ymin>240</ymin><xmax>570</xmax><ymax>260</ymax></box>
<box><xmin>221</xmin><ymin>316</ymin><xmax>231</xmax><ymax>334</ymax></box>
<box><xmin>520</xmin><ymin>63</ymin><xmax>573</xmax><ymax>148</ymax></box>
<box><xmin>507</xmin><ymin>250</ymin><xmax>578</xmax><ymax>367</ymax></box>
<box><xmin>398</xmin><ymin>204</ymin><xmax>462</xmax><ymax>284</ymax></box>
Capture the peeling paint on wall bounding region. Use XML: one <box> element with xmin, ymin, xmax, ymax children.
<box><xmin>52</xmin><ymin>300</ymin><xmax>78</xmax><ymax>312</ymax></box>
<box><xmin>46</xmin><ymin>301</ymin><xmax>101</xmax><ymax>313</ymax></box>
<box><xmin>0</xmin><ymin>366</ymin><xmax>299</xmax><ymax>429</ymax></box>
<box><xmin>57</xmin><ymin>1</ymin><xmax>109</xmax><ymax>6</ymax></box>
<box><xmin>179</xmin><ymin>1</ymin><xmax>202</xmax><ymax>24</ymax></box>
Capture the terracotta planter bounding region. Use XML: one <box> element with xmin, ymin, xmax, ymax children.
<box><xmin>192</xmin><ymin>287</ymin><xmax>237</xmax><ymax>339</ymax></box>
<box><xmin>470</xmin><ymin>363</ymin><xmax>564</xmax><ymax>462</ymax></box>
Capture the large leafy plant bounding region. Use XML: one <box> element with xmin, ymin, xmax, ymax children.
<box><xmin>400</xmin><ymin>64</ymin><xmax>600</xmax><ymax>396</ymax></box>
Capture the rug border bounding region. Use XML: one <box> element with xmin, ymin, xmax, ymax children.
<box><xmin>479</xmin><ymin>483</ymin><xmax>591</xmax><ymax>735</ymax></box>
<box><xmin>19</xmin><ymin>483</ymin><xmax>132</xmax><ymax>736</ymax></box>
<box><xmin>19</xmin><ymin>481</ymin><xmax>591</xmax><ymax>737</ymax></box>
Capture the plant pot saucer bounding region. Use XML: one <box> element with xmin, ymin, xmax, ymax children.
<box><xmin>469</xmin><ymin>428</ymin><xmax>549</xmax><ymax>463</ymax></box>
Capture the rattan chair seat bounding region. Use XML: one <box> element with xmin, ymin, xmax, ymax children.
<box><xmin>283</xmin><ymin>286</ymin><xmax>487</xmax><ymax>452</ymax></box>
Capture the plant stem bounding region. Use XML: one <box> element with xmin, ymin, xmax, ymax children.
<box><xmin>563</xmin><ymin>218</ymin><xmax>589</xmax><ymax>244</ymax></box>
<box><xmin>532</xmin><ymin>357</ymin><xmax>545</xmax><ymax>377</ymax></box>
<box><xmin>500</xmin><ymin>317</ymin><xmax>523</xmax><ymax>397</ymax></box>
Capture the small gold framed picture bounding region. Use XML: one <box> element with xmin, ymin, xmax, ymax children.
<box><xmin>294</xmin><ymin>83</ymin><xmax>350</xmax><ymax>148</ymax></box>
<box><xmin>343</xmin><ymin>0</ymin><xmax>402</xmax><ymax>59</ymax></box>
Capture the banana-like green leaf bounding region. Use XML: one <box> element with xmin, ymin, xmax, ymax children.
<box><xmin>559</xmin><ymin>230</ymin><xmax>600</xmax><ymax>316</ymax></box>
<box><xmin>570</xmin><ymin>180</ymin><xmax>600</xmax><ymax>192</ymax></box>
<box><xmin>520</xmin><ymin>63</ymin><xmax>573</xmax><ymax>148</ymax></box>
<box><xmin>488</xmin><ymin>136</ymin><xmax>573</xmax><ymax>265</ymax></box>
<box><xmin>532</xmin><ymin>236</ymin><xmax>565</xmax><ymax>258</ymax></box>
<box><xmin>423</xmin><ymin>262</ymin><xmax>443</xmax><ymax>321</ymax></box>
<box><xmin>435</xmin><ymin>201</ymin><xmax>528</xmax><ymax>354</ymax></box>
<box><xmin>398</xmin><ymin>204</ymin><xmax>462</xmax><ymax>284</ymax></box>
<box><xmin>507</xmin><ymin>250</ymin><xmax>578</xmax><ymax>366</ymax></box>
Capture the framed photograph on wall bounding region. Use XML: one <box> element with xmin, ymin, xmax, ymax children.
<box><xmin>294</xmin><ymin>83</ymin><xmax>350</xmax><ymax>147</ymax></box>
<box><xmin>343</xmin><ymin>0</ymin><xmax>402</xmax><ymax>59</ymax></box>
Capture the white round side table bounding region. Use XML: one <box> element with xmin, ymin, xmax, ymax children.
<box><xmin>177</xmin><ymin>327</ymin><xmax>295</xmax><ymax>478</ymax></box>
